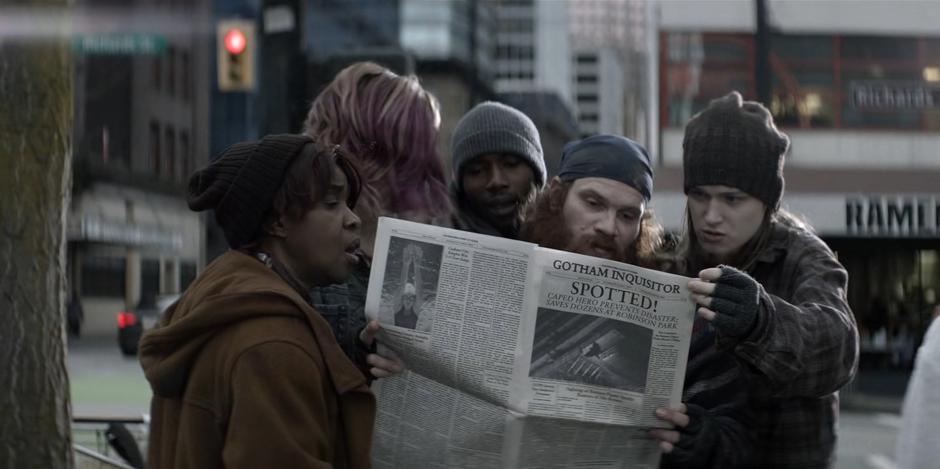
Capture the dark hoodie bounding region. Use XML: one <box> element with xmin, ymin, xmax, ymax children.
<box><xmin>139</xmin><ymin>250</ymin><xmax>375</xmax><ymax>469</ymax></box>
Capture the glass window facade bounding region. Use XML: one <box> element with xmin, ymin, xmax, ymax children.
<box><xmin>80</xmin><ymin>256</ymin><xmax>126</xmax><ymax>298</ymax></box>
<box><xmin>830</xmin><ymin>240</ymin><xmax>940</xmax><ymax>371</ymax></box>
<box><xmin>663</xmin><ymin>32</ymin><xmax>940</xmax><ymax>130</ymax></box>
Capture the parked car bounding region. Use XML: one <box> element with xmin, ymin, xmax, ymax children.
<box><xmin>117</xmin><ymin>293</ymin><xmax>180</xmax><ymax>356</ymax></box>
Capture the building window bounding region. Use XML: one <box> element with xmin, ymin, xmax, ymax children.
<box><xmin>576</xmin><ymin>54</ymin><xmax>598</xmax><ymax>64</ymax></box>
<box><xmin>140</xmin><ymin>259</ymin><xmax>160</xmax><ymax>307</ymax></box>
<box><xmin>577</xmin><ymin>93</ymin><xmax>598</xmax><ymax>102</ymax></box>
<box><xmin>167</xmin><ymin>46</ymin><xmax>176</xmax><ymax>97</ymax></box>
<box><xmin>496</xmin><ymin>44</ymin><xmax>534</xmax><ymax>60</ymax></box>
<box><xmin>576</xmin><ymin>74</ymin><xmax>598</xmax><ymax>83</ymax></box>
<box><xmin>580</xmin><ymin>113</ymin><xmax>599</xmax><ymax>122</ymax></box>
<box><xmin>181</xmin><ymin>50</ymin><xmax>191</xmax><ymax>102</ymax></box>
<box><xmin>165</xmin><ymin>126</ymin><xmax>176</xmax><ymax>179</ymax></box>
<box><xmin>180</xmin><ymin>130</ymin><xmax>190</xmax><ymax>181</ymax></box>
<box><xmin>80</xmin><ymin>256</ymin><xmax>126</xmax><ymax>298</ymax></box>
<box><xmin>831</xmin><ymin>241</ymin><xmax>940</xmax><ymax>371</ymax></box>
<box><xmin>180</xmin><ymin>262</ymin><xmax>197</xmax><ymax>290</ymax></box>
<box><xmin>150</xmin><ymin>121</ymin><xmax>161</xmax><ymax>175</ymax></box>
<box><xmin>662</xmin><ymin>32</ymin><xmax>940</xmax><ymax>130</ymax></box>
<box><xmin>770</xmin><ymin>35</ymin><xmax>835</xmax><ymax>128</ymax></box>
<box><xmin>663</xmin><ymin>33</ymin><xmax>752</xmax><ymax>127</ymax></box>
<box><xmin>152</xmin><ymin>56</ymin><xmax>161</xmax><ymax>91</ymax></box>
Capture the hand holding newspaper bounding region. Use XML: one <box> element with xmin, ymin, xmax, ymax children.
<box><xmin>365</xmin><ymin>217</ymin><xmax>695</xmax><ymax>468</ymax></box>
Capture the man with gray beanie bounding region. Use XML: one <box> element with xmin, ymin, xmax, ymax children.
<box><xmin>521</xmin><ymin>134</ymin><xmax>757</xmax><ymax>468</ymax></box>
<box><xmin>680</xmin><ymin>91</ymin><xmax>858</xmax><ymax>469</ymax></box>
<box><xmin>451</xmin><ymin>101</ymin><xmax>546</xmax><ymax>238</ymax></box>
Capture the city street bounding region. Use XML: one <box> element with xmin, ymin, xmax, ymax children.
<box><xmin>837</xmin><ymin>411</ymin><xmax>901</xmax><ymax>469</ymax></box>
<box><xmin>67</xmin><ymin>335</ymin><xmax>904</xmax><ymax>468</ymax></box>
<box><xmin>68</xmin><ymin>335</ymin><xmax>152</xmax><ymax>418</ymax></box>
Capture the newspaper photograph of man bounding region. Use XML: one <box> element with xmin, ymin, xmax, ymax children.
<box><xmin>379</xmin><ymin>236</ymin><xmax>443</xmax><ymax>332</ymax></box>
<box><xmin>395</xmin><ymin>282</ymin><xmax>419</xmax><ymax>329</ymax></box>
<box><xmin>529</xmin><ymin>308</ymin><xmax>652</xmax><ymax>393</ymax></box>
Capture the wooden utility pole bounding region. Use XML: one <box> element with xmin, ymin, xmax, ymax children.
<box><xmin>0</xmin><ymin>0</ymin><xmax>75</xmax><ymax>466</ymax></box>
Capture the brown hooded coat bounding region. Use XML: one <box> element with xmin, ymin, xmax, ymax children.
<box><xmin>139</xmin><ymin>250</ymin><xmax>375</xmax><ymax>468</ymax></box>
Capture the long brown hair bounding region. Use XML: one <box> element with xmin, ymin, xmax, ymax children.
<box><xmin>519</xmin><ymin>181</ymin><xmax>664</xmax><ymax>268</ymax></box>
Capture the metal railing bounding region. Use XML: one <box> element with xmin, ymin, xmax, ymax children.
<box><xmin>72</xmin><ymin>414</ymin><xmax>148</xmax><ymax>469</ymax></box>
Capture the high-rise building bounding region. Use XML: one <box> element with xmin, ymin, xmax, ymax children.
<box><xmin>572</xmin><ymin>47</ymin><xmax>625</xmax><ymax>137</ymax></box>
<box><xmin>306</xmin><ymin>0</ymin><xmax>401</xmax><ymax>60</ymax></box>
<box><xmin>569</xmin><ymin>0</ymin><xmax>652</xmax><ymax>144</ymax></box>
<box><xmin>489</xmin><ymin>0</ymin><xmax>577</xmax><ymax>174</ymax></box>
<box><xmin>399</xmin><ymin>0</ymin><xmax>497</xmax><ymax>171</ymax></box>
<box><xmin>400</xmin><ymin>0</ymin><xmax>494</xmax><ymax>83</ymax></box>
<box><xmin>492</xmin><ymin>0</ymin><xmax>571</xmax><ymax>107</ymax></box>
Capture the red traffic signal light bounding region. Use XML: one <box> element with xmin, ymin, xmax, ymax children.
<box><xmin>223</xmin><ymin>28</ymin><xmax>247</xmax><ymax>55</ymax></box>
<box><xmin>217</xmin><ymin>20</ymin><xmax>255</xmax><ymax>91</ymax></box>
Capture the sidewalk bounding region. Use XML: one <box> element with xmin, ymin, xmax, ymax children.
<box><xmin>840</xmin><ymin>368</ymin><xmax>909</xmax><ymax>414</ymax></box>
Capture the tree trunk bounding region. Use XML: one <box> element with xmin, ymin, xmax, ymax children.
<box><xmin>0</xmin><ymin>1</ymin><xmax>74</xmax><ymax>467</ymax></box>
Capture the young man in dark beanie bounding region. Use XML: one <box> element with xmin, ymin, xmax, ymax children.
<box><xmin>680</xmin><ymin>91</ymin><xmax>859</xmax><ymax>469</ymax></box>
<box><xmin>139</xmin><ymin>134</ymin><xmax>380</xmax><ymax>468</ymax></box>
<box><xmin>451</xmin><ymin>101</ymin><xmax>546</xmax><ymax>238</ymax></box>
<box><xmin>521</xmin><ymin>134</ymin><xmax>756</xmax><ymax>468</ymax></box>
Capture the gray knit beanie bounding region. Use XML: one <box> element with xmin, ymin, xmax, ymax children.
<box><xmin>187</xmin><ymin>134</ymin><xmax>313</xmax><ymax>248</ymax></box>
<box><xmin>452</xmin><ymin>101</ymin><xmax>546</xmax><ymax>188</ymax></box>
<box><xmin>683</xmin><ymin>91</ymin><xmax>790</xmax><ymax>209</ymax></box>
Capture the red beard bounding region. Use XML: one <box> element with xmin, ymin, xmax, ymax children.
<box><xmin>521</xmin><ymin>183</ymin><xmax>639</xmax><ymax>265</ymax></box>
<box><xmin>535</xmin><ymin>213</ymin><xmax>634</xmax><ymax>264</ymax></box>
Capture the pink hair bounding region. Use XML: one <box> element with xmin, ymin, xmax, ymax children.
<box><xmin>303</xmin><ymin>62</ymin><xmax>451</xmax><ymax>223</ymax></box>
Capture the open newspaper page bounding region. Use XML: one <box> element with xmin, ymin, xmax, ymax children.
<box><xmin>366</xmin><ymin>217</ymin><xmax>538</xmax><ymax>468</ymax></box>
<box><xmin>365</xmin><ymin>217</ymin><xmax>538</xmax><ymax>411</ymax></box>
<box><xmin>365</xmin><ymin>217</ymin><xmax>695</xmax><ymax>468</ymax></box>
<box><xmin>513</xmin><ymin>247</ymin><xmax>695</xmax><ymax>429</ymax></box>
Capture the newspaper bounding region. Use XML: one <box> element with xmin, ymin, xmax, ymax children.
<box><xmin>365</xmin><ymin>217</ymin><xmax>696</xmax><ymax>468</ymax></box>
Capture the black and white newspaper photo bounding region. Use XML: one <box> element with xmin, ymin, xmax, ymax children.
<box><xmin>529</xmin><ymin>307</ymin><xmax>652</xmax><ymax>394</ymax></box>
<box><xmin>378</xmin><ymin>236</ymin><xmax>444</xmax><ymax>333</ymax></box>
<box><xmin>365</xmin><ymin>217</ymin><xmax>696</xmax><ymax>468</ymax></box>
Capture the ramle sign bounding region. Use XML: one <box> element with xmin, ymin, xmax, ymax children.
<box><xmin>845</xmin><ymin>196</ymin><xmax>940</xmax><ymax>236</ymax></box>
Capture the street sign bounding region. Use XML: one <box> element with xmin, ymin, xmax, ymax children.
<box><xmin>73</xmin><ymin>34</ymin><xmax>167</xmax><ymax>56</ymax></box>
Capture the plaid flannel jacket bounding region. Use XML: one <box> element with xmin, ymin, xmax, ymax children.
<box><xmin>719</xmin><ymin>220</ymin><xmax>859</xmax><ymax>469</ymax></box>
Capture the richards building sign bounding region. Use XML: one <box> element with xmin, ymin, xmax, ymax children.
<box><xmin>845</xmin><ymin>195</ymin><xmax>940</xmax><ymax>236</ymax></box>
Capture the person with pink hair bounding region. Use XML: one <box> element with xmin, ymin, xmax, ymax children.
<box><xmin>303</xmin><ymin>62</ymin><xmax>451</xmax><ymax>379</ymax></box>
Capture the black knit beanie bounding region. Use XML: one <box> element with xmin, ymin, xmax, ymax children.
<box><xmin>452</xmin><ymin>101</ymin><xmax>546</xmax><ymax>188</ymax></box>
<box><xmin>187</xmin><ymin>134</ymin><xmax>313</xmax><ymax>249</ymax></box>
<box><xmin>683</xmin><ymin>91</ymin><xmax>790</xmax><ymax>209</ymax></box>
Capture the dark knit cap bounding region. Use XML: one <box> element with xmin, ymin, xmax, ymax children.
<box><xmin>452</xmin><ymin>101</ymin><xmax>546</xmax><ymax>188</ymax></box>
<box><xmin>558</xmin><ymin>134</ymin><xmax>654</xmax><ymax>201</ymax></box>
<box><xmin>683</xmin><ymin>91</ymin><xmax>790</xmax><ymax>208</ymax></box>
<box><xmin>187</xmin><ymin>134</ymin><xmax>313</xmax><ymax>249</ymax></box>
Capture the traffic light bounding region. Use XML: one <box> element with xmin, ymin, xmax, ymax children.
<box><xmin>217</xmin><ymin>20</ymin><xmax>255</xmax><ymax>91</ymax></box>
